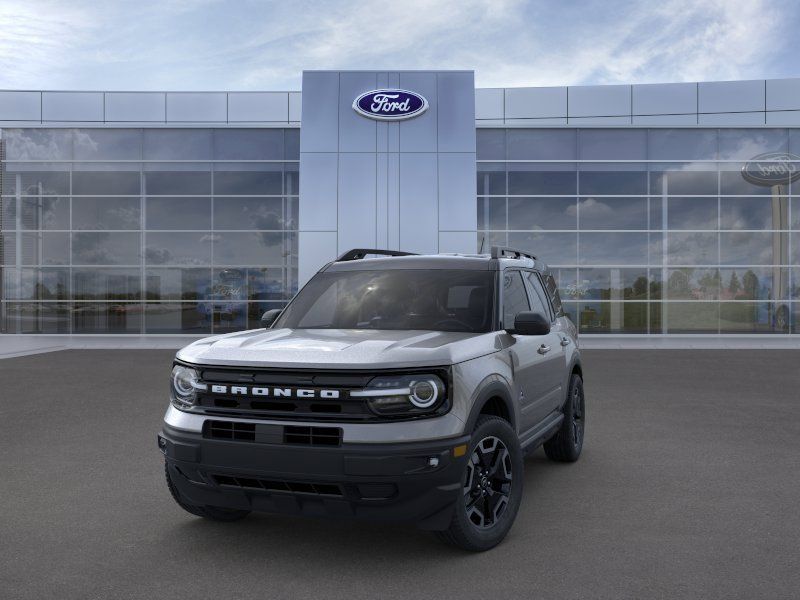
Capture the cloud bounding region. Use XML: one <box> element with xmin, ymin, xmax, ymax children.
<box><xmin>0</xmin><ymin>0</ymin><xmax>795</xmax><ymax>90</ymax></box>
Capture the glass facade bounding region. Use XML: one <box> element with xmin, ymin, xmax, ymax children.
<box><xmin>0</xmin><ymin>128</ymin><xmax>299</xmax><ymax>334</ymax></box>
<box><xmin>477</xmin><ymin>128</ymin><xmax>799</xmax><ymax>335</ymax></box>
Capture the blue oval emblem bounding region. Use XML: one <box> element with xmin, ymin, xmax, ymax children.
<box><xmin>353</xmin><ymin>89</ymin><xmax>428</xmax><ymax>121</ymax></box>
<box><xmin>741</xmin><ymin>152</ymin><xmax>800</xmax><ymax>186</ymax></box>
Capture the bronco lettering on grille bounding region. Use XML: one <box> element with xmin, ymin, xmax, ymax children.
<box><xmin>209</xmin><ymin>385</ymin><xmax>341</xmax><ymax>399</ymax></box>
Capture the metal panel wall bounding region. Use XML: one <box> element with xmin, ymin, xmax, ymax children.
<box><xmin>298</xmin><ymin>70</ymin><xmax>477</xmax><ymax>285</ymax></box>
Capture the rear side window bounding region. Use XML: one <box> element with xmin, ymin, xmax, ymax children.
<box><xmin>544</xmin><ymin>274</ymin><xmax>564</xmax><ymax>316</ymax></box>
<box><xmin>502</xmin><ymin>271</ymin><xmax>530</xmax><ymax>328</ymax></box>
<box><xmin>523</xmin><ymin>272</ymin><xmax>552</xmax><ymax>321</ymax></box>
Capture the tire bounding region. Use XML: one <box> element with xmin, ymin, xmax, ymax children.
<box><xmin>544</xmin><ymin>373</ymin><xmax>585</xmax><ymax>463</ymax></box>
<box><xmin>436</xmin><ymin>416</ymin><xmax>524</xmax><ymax>552</ymax></box>
<box><xmin>164</xmin><ymin>462</ymin><xmax>251</xmax><ymax>522</ymax></box>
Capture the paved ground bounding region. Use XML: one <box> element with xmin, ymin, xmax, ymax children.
<box><xmin>1</xmin><ymin>349</ymin><xmax>799</xmax><ymax>600</ymax></box>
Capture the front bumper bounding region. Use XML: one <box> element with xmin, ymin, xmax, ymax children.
<box><xmin>159</xmin><ymin>423</ymin><xmax>470</xmax><ymax>530</ymax></box>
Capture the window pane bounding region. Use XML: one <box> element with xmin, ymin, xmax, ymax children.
<box><xmin>720</xmin><ymin>232</ymin><xmax>780</xmax><ymax>265</ymax></box>
<box><xmin>218</xmin><ymin>267</ymin><xmax>289</xmax><ymax>301</ymax></box>
<box><xmin>477</xmin><ymin>129</ymin><xmax>505</xmax><ymax>160</ymax></box>
<box><xmin>144</xmin><ymin>303</ymin><xmax>212</xmax><ymax>334</ymax></box>
<box><xmin>720</xmin><ymin>197</ymin><xmax>782</xmax><ymax>230</ymax></box>
<box><xmin>5</xmin><ymin>170</ymin><xmax>70</xmax><ymax>196</ymax></box>
<box><xmin>577</xmin><ymin>268</ymin><xmax>650</xmax><ymax>300</ymax></box>
<box><xmin>648</xmin><ymin>129</ymin><xmax>717</xmax><ymax>160</ymax></box>
<box><xmin>72</xmin><ymin>268</ymin><xmax>141</xmax><ymax>300</ymax></box>
<box><xmin>666</xmin><ymin>268</ymin><xmax>720</xmax><ymax>300</ymax></box>
<box><xmin>213</xmin><ymin>197</ymin><xmax>284</xmax><ymax>230</ymax></box>
<box><xmin>145</xmin><ymin>268</ymin><xmax>212</xmax><ymax>301</ymax></box>
<box><xmin>214</xmin><ymin>129</ymin><xmax>284</xmax><ymax>160</ymax></box>
<box><xmin>72</xmin><ymin>197</ymin><xmax>141</xmax><ymax>230</ymax></box>
<box><xmin>3</xmin><ymin>267</ymin><xmax>69</xmax><ymax>300</ymax></box>
<box><xmin>664</xmin><ymin>302</ymin><xmax>719</xmax><ymax>333</ymax></box>
<box><xmin>145</xmin><ymin>197</ymin><xmax>211</xmax><ymax>230</ymax></box>
<box><xmin>579</xmin><ymin>170</ymin><xmax>647</xmax><ymax>195</ymax></box>
<box><xmin>20</xmin><ymin>232</ymin><xmax>70</xmax><ymax>265</ymax></box>
<box><xmin>145</xmin><ymin>232</ymin><xmax>212</xmax><ymax>265</ymax></box>
<box><xmin>718</xmin><ymin>129</ymin><xmax>788</xmax><ymax>160</ymax></box>
<box><xmin>144</xmin><ymin>171</ymin><xmax>211</xmax><ymax>195</ymax></box>
<box><xmin>477</xmin><ymin>165</ymin><xmax>506</xmax><ymax>195</ymax></box>
<box><xmin>212</xmin><ymin>232</ymin><xmax>294</xmax><ymax>266</ymax></box>
<box><xmin>508</xmin><ymin>167</ymin><xmax>576</xmax><ymax>195</ymax></box>
<box><xmin>667</xmin><ymin>197</ymin><xmax>718</xmax><ymax>230</ymax></box>
<box><xmin>285</xmin><ymin>129</ymin><xmax>300</xmax><ymax>159</ymax></box>
<box><xmin>72</xmin><ymin>232</ymin><xmax>140</xmax><ymax>265</ymax></box>
<box><xmin>650</xmin><ymin>168</ymin><xmax>717</xmax><ymax>195</ymax></box>
<box><xmin>72</xmin><ymin>303</ymin><xmax>142</xmax><ymax>333</ymax></box>
<box><xmin>577</xmin><ymin>301</ymin><xmax>648</xmax><ymax>334</ymax></box>
<box><xmin>213</xmin><ymin>167</ymin><xmax>283</xmax><ymax>195</ymax></box>
<box><xmin>143</xmin><ymin>129</ymin><xmax>213</xmax><ymax>160</ymax></box>
<box><xmin>508</xmin><ymin>232</ymin><xmax>577</xmax><ymax>265</ymax></box>
<box><xmin>578</xmin><ymin>129</ymin><xmax>646</xmax><ymax>160</ymax></box>
<box><xmin>20</xmin><ymin>197</ymin><xmax>70</xmax><ymax>230</ymax></box>
<box><xmin>507</xmin><ymin>129</ymin><xmax>576</xmax><ymax>160</ymax></box>
<box><xmin>73</xmin><ymin>129</ymin><xmax>142</xmax><ymax>160</ymax></box>
<box><xmin>579</xmin><ymin>233</ymin><xmax>649</xmax><ymax>265</ymax></box>
<box><xmin>477</xmin><ymin>197</ymin><xmax>506</xmax><ymax>230</ymax></box>
<box><xmin>720</xmin><ymin>302</ymin><xmax>785</xmax><ymax>333</ymax></box>
<box><xmin>522</xmin><ymin>272</ymin><xmax>550</xmax><ymax>318</ymax></box>
<box><xmin>666</xmin><ymin>232</ymin><xmax>719</xmax><ymax>265</ymax></box>
<box><xmin>720</xmin><ymin>167</ymin><xmax>774</xmax><ymax>196</ymax></box>
<box><xmin>578</xmin><ymin>197</ymin><xmax>647</xmax><ymax>230</ymax></box>
<box><xmin>4</xmin><ymin>129</ymin><xmax>72</xmax><ymax>160</ymax></box>
<box><xmin>212</xmin><ymin>303</ymin><xmax>249</xmax><ymax>333</ymax></box>
<box><xmin>720</xmin><ymin>267</ymin><xmax>788</xmax><ymax>301</ymax></box>
<box><xmin>508</xmin><ymin>197</ymin><xmax>576</xmax><ymax>230</ymax></box>
<box><xmin>2</xmin><ymin>303</ymin><xmax>70</xmax><ymax>333</ymax></box>
<box><xmin>72</xmin><ymin>171</ymin><xmax>141</xmax><ymax>195</ymax></box>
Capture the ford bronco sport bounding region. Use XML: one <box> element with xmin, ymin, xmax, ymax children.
<box><xmin>159</xmin><ymin>246</ymin><xmax>584</xmax><ymax>551</ymax></box>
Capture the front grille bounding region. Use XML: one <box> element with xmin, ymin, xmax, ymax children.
<box><xmin>206</xmin><ymin>420</ymin><xmax>255</xmax><ymax>441</ymax></box>
<box><xmin>212</xmin><ymin>474</ymin><xmax>343</xmax><ymax>497</ymax></box>
<box><xmin>284</xmin><ymin>425</ymin><xmax>342</xmax><ymax>446</ymax></box>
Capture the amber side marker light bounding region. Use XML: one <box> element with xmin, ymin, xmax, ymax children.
<box><xmin>453</xmin><ymin>444</ymin><xmax>467</xmax><ymax>457</ymax></box>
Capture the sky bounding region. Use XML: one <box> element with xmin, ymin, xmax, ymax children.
<box><xmin>0</xmin><ymin>0</ymin><xmax>798</xmax><ymax>91</ymax></box>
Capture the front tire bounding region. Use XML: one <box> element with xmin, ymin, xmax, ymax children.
<box><xmin>544</xmin><ymin>373</ymin><xmax>585</xmax><ymax>462</ymax></box>
<box><xmin>436</xmin><ymin>416</ymin><xmax>524</xmax><ymax>552</ymax></box>
<box><xmin>164</xmin><ymin>462</ymin><xmax>251</xmax><ymax>522</ymax></box>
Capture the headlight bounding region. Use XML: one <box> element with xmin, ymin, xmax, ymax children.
<box><xmin>352</xmin><ymin>373</ymin><xmax>447</xmax><ymax>417</ymax></box>
<box><xmin>170</xmin><ymin>365</ymin><xmax>206</xmax><ymax>408</ymax></box>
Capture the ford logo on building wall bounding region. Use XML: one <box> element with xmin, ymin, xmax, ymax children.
<box><xmin>353</xmin><ymin>89</ymin><xmax>428</xmax><ymax>121</ymax></box>
<box><xmin>741</xmin><ymin>152</ymin><xmax>800</xmax><ymax>186</ymax></box>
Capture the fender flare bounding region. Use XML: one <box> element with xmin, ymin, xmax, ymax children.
<box><xmin>463</xmin><ymin>379</ymin><xmax>517</xmax><ymax>433</ymax></box>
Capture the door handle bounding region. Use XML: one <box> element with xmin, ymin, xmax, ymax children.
<box><xmin>537</xmin><ymin>344</ymin><xmax>551</xmax><ymax>355</ymax></box>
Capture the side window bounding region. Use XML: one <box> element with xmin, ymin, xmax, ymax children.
<box><xmin>544</xmin><ymin>274</ymin><xmax>564</xmax><ymax>316</ymax></box>
<box><xmin>502</xmin><ymin>271</ymin><xmax>530</xmax><ymax>328</ymax></box>
<box><xmin>523</xmin><ymin>272</ymin><xmax>552</xmax><ymax>321</ymax></box>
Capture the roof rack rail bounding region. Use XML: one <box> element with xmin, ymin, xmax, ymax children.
<box><xmin>490</xmin><ymin>246</ymin><xmax>537</xmax><ymax>261</ymax></box>
<box><xmin>336</xmin><ymin>248</ymin><xmax>418</xmax><ymax>262</ymax></box>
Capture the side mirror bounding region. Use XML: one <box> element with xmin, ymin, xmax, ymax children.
<box><xmin>260</xmin><ymin>309</ymin><xmax>282</xmax><ymax>329</ymax></box>
<box><xmin>508</xmin><ymin>311</ymin><xmax>550</xmax><ymax>336</ymax></box>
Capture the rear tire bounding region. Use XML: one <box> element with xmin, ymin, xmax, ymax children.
<box><xmin>164</xmin><ymin>462</ymin><xmax>251</xmax><ymax>522</ymax></box>
<box><xmin>436</xmin><ymin>416</ymin><xmax>524</xmax><ymax>552</ymax></box>
<box><xmin>544</xmin><ymin>373</ymin><xmax>585</xmax><ymax>462</ymax></box>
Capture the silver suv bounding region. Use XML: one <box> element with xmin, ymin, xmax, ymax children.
<box><xmin>159</xmin><ymin>246</ymin><xmax>584</xmax><ymax>551</ymax></box>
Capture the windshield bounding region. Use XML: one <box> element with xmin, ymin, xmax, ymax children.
<box><xmin>274</xmin><ymin>269</ymin><xmax>496</xmax><ymax>333</ymax></box>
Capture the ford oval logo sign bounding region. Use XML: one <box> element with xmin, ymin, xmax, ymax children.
<box><xmin>353</xmin><ymin>89</ymin><xmax>428</xmax><ymax>121</ymax></box>
<box><xmin>741</xmin><ymin>152</ymin><xmax>800</xmax><ymax>186</ymax></box>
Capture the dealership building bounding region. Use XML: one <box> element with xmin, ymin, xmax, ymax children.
<box><xmin>1</xmin><ymin>70</ymin><xmax>799</xmax><ymax>340</ymax></box>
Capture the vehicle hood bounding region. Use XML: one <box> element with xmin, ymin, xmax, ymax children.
<box><xmin>176</xmin><ymin>328</ymin><xmax>501</xmax><ymax>369</ymax></box>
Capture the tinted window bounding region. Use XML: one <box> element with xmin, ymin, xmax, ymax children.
<box><xmin>275</xmin><ymin>270</ymin><xmax>495</xmax><ymax>333</ymax></box>
<box><xmin>502</xmin><ymin>271</ymin><xmax>530</xmax><ymax>328</ymax></box>
<box><xmin>523</xmin><ymin>272</ymin><xmax>551</xmax><ymax>320</ymax></box>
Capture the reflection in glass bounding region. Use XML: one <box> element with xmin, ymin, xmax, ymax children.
<box><xmin>477</xmin><ymin>165</ymin><xmax>506</xmax><ymax>195</ymax></box>
<box><xmin>214</xmin><ymin>129</ymin><xmax>285</xmax><ymax>160</ymax></box>
<box><xmin>577</xmin><ymin>302</ymin><xmax>647</xmax><ymax>334</ymax></box>
<box><xmin>718</xmin><ymin>129</ymin><xmax>788</xmax><ymax>160</ymax></box>
<box><xmin>508</xmin><ymin>168</ymin><xmax>575</xmax><ymax>196</ymax></box>
<box><xmin>577</xmin><ymin>268</ymin><xmax>649</xmax><ymax>300</ymax></box>
<box><xmin>72</xmin><ymin>197</ymin><xmax>140</xmax><ymax>230</ymax></box>
<box><xmin>72</xmin><ymin>171</ymin><xmax>140</xmax><ymax>195</ymax></box>
<box><xmin>507</xmin><ymin>197</ymin><xmax>576</xmax><ymax>230</ymax></box>
<box><xmin>719</xmin><ymin>302</ymin><xmax>784</xmax><ymax>333</ymax></box>
<box><xmin>144</xmin><ymin>171</ymin><xmax>210</xmax><ymax>195</ymax></box>
<box><xmin>719</xmin><ymin>268</ymin><xmax>788</xmax><ymax>301</ymax></box>
<box><xmin>145</xmin><ymin>268</ymin><xmax>212</xmax><ymax>301</ymax></box>
<box><xmin>4</xmin><ymin>129</ymin><xmax>73</xmax><ymax>160</ymax></box>
<box><xmin>73</xmin><ymin>303</ymin><xmax>142</xmax><ymax>333</ymax></box>
<box><xmin>73</xmin><ymin>268</ymin><xmax>141</xmax><ymax>300</ymax></box>
<box><xmin>2</xmin><ymin>303</ymin><xmax>70</xmax><ymax>333</ymax></box>
<box><xmin>720</xmin><ymin>169</ymin><xmax>775</xmax><ymax>196</ymax></box>
<box><xmin>720</xmin><ymin>197</ymin><xmax>782</xmax><ymax>230</ymax></box>
<box><xmin>21</xmin><ymin>232</ymin><xmax>70</xmax><ymax>265</ymax></box>
<box><xmin>579</xmin><ymin>171</ymin><xmax>647</xmax><ymax>195</ymax></box>
<box><xmin>578</xmin><ymin>129</ymin><xmax>646</xmax><ymax>161</ymax></box>
<box><xmin>476</xmin><ymin>129</ymin><xmax>505</xmax><ymax>160</ymax></box>
<box><xmin>578</xmin><ymin>197</ymin><xmax>647</xmax><ymax>230</ymax></box>
<box><xmin>73</xmin><ymin>129</ymin><xmax>142</xmax><ymax>160</ymax></box>
<box><xmin>650</xmin><ymin>169</ymin><xmax>717</xmax><ymax>195</ymax></box>
<box><xmin>578</xmin><ymin>233</ymin><xmax>649</xmax><ymax>265</ymax></box>
<box><xmin>145</xmin><ymin>232</ymin><xmax>213</xmax><ymax>265</ymax></box>
<box><xmin>10</xmin><ymin>268</ymin><xmax>69</xmax><ymax>300</ymax></box>
<box><xmin>144</xmin><ymin>303</ymin><xmax>212</xmax><ymax>334</ymax></box>
<box><xmin>667</xmin><ymin>197</ymin><xmax>718</xmax><ymax>230</ymax></box>
<box><xmin>20</xmin><ymin>197</ymin><xmax>70</xmax><ymax>230</ymax></box>
<box><xmin>666</xmin><ymin>268</ymin><xmax>720</xmax><ymax>300</ymax></box>
<box><xmin>720</xmin><ymin>232</ymin><xmax>778</xmax><ymax>265</ymax></box>
<box><xmin>507</xmin><ymin>232</ymin><xmax>577</xmax><ymax>266</ymax></box>
<box><xmin>5</xmin><ymin>170</ymin><xmax>70</xmax><ymax>196</ymax></box>
<box><xmin>648</xmin><ymin>129</ymin><xmax>717</xmax><ymax>161</ymax></box>
<box><xmin>72</xmin><ymin>232</ymin><xmax>140</xmax><ymax>265</ymax></box>
<box><xmin>666</xmin><ymin>233</ymin><xmax>718</xmax><ymax>265</ymax></box>
<box><xmin>145</xmin><ymin>197</ymin><xmax>211</xmax><ymax>230</ymax></box>
<box><xmin>213</xmin><ymin>197</ymin><xmax>284</xmax><ymax>230</ymax></box>
<box><xmin>665</xmin><ymin>302</ymin><xmax>719</xmax><ymax>333</ymax></box>
<box><xmin>143</xmin><ymin>129</ymin><xmax>213</xmax><ymax>160</ymax></box>
<box><xmin>507</xmin><ymin>129</ymin><xmax>575</xmax><ymax>160</ymax></box>
<box><xmin>213</xmin><ymin>167</ymin><xmax>283</xmax><ymax>195</ymax></box>
<box><xmin>213</xmin><ymin>232</ymin><xmax>295</xmax><ymax>266</ymax></box>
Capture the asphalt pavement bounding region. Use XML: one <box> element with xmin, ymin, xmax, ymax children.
<box><xmin>1</xmin><ymin>349</ymin><xmax>799</xmax><ymax>600</ymax></box>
